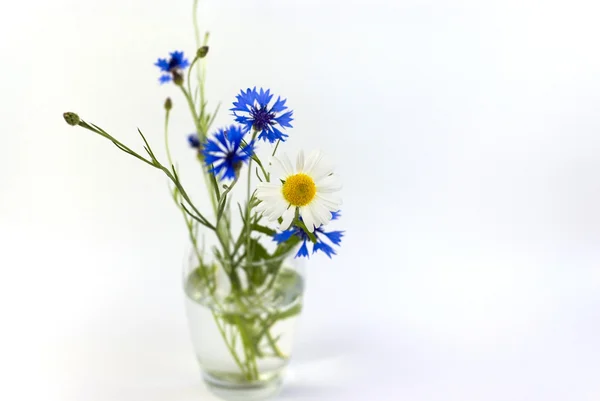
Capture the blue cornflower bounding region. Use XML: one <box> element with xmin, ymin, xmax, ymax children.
<box><xmin>230</xmin><ymin>87</ymin><xmax>294</xmax><ymax>143</ymax></box>
<box><xmin>273</xmin><ymin>211</ymin><xmax>344</xmax><ymax>258</ymax></box>
<box><xmin>154</xmin><ymin>51</ymin><xmax>190</xmax><ymax>84</ymax></box>
<box><xmin>188</xmin><ymin>133</ymin><xmax>200</xmax><ymax>148</ymax></box>
<box><xmin>202</xmin><ymin>125</ymin><xmax>255</xmax><ymax>181</ymax></box>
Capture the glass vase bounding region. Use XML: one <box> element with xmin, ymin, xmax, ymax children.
<box><xmin>183</xmin><ymin>247</ymin><xmax>305</xmax><ymax>400</ymax></box>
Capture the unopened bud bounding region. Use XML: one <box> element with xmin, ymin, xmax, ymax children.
<box><xmin>187</xmin><ymin>133</ymin><xmax>200</xmax><ymax>149</ymax></box>
<box><xmin>63</xmin><ymin>112</ymin><xmax>80</xmax><ymax>126</ymax></box>
<box><xmin>164</xmin><ymin>97</ymin><xmax>173</xmax><ymax>111</ymax></box>
<box><xmin>197</xmin><ymin>46</ymin><xmax>209</xmax><ymax>58</ymax></box>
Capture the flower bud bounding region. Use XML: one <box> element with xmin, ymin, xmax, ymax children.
<box><xmin>164</xmin><ymin>97</ymin><xmax>173</xmax><ymax>111</ymax></box>
<box><xmin>63</xmin><ymin>112</ymin><xmax>80</xmax><ymax>126</ymax></box>
<box><xmin>197</xmin><ymin>46</ymin><xmax>209</xmax><ymax>58</ymax></box>
<box><xmin>187</xmin><ymin>133</ymin><xmax>200</xmax><ymax>149</ymax></box>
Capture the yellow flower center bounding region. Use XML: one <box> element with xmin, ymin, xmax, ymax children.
<box><xmin>282</xmin><ymin>173</ymin><xmax>316</xmax><ymax>206</ymax></box>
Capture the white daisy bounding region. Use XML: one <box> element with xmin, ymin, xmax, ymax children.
<box><xmin>255</xmin><ymin>150</ymin><xmax>342</xmax><ymax>232</ymax></box>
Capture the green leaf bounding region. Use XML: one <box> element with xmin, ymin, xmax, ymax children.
<box><xmin>275</xmin><ymin>303</ymin><xmax>303</xmax><ymax>321</ymax></box>
<box><xmin>248</xmin><ymin>238</ymin><xmax>269</xmax><ymax>262</ymax></box>
<box><xmin>252</xmin><ymin>224</ymin><xmax>276</xmax><ymax>237</ymax></box>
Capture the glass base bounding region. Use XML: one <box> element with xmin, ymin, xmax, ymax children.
<box><xmin>203</xmin><ymin>371</ymin><xmax>283</xmax><ymax>401</ymax></box>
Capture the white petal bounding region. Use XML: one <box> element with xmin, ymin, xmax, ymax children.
<box><xmin>256</xmin><ymin>183</ymin><xmax>280</xmax><ymax>195</ymax></box>
<box><xmin>256</xmin><ymin>182</ymin><xmax>281</xmax><ymax>195</ymax></box>
<box><xmin>256</xmin><ymin>192</ymin><xmax>281</xmax><ymax>202</ymax></box>
<box><xmin>307</xmin><ymin>200</ymin><xmax>328</xmax><ymax>227</ymax></box>
<box><xmin>311</xmin><ymin>159</ymin><xmax>335</xmax><ymax>182</ymax></box>
<box><xmin>257</xmin><ymin>182</ymin><xmax>280</xmax><ymax>190</ymax></box>
<box><xmin>255</xmin><ymin>196</ymin><xmax>279</xmax><ymax>210</ymax></box>
<box><xmin>274</xmin><ymin>155</ymin><xmax>293</xmax><ymax>177</ymax></box>
<box><xmin>256</xmin><ymin>193</ymin><xmax>281</xmax><ymax>204</ymax></box>
<box><xmin>258</xmin><ymin>196</ymin><xmax>284</xmax><ymax>219</ymax></box>
<box><xmin>264</xmin><ymin>208</ymin><xmax>281</xmax><ymax>221</ymax></box>
<box><xmin>256</xmin><ymin>189</ymin><xmax>281</xmax><ymax>199</ymax></box>
<box><xmin>280</xmin><ymin>206</ymin><xmax>296</xmax><ymax>230</ymax></box>
<box><xmin>316</xmin><ymin>175</ymin><xmax>343</xmax><ymax>193</ymax></box>
<box><xmin>255</xmin><ymin>201</ymin><xmax>269</xmax><ymax>212</ymax></box>
<box><xmin>296</xmin><ymin>150</ymin><xmax>305</xmax><ymax>172</ymax></box>
<box><xmin>315</xmin><ymin>193</ymin><xmax>342</xmax><ymax>210</ymax></box>
<box><xmin>300</xmin><ymin>205</ymin><xmax>316</xmax><ymax>232</ymax></box>
<box><xmin>282</xmin><ymin>153</ymin><xmax>296</xmax><ymax>176</ymax></box>
<box><xmin>257</xmin><ymin>195</ymin><xmax>284</xmax><ymax>204</ymax></box>
<box><xmin>303</xmin><ymin>150</ymin><xmax>324</xmax><ymax>176</ymax></box>
<box><xmin>270</xmin><ymin>199</ymin><xmax>289</xmax><ymax>220</ymax></box>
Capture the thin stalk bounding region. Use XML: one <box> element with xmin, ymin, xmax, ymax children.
<box><xmin>213</xmin><ymin>313</ymin><xmax>248</xmax><ymax>376</ymax></box>
<box><xmin>165</xmin><ymin>109</ymin><xmax>214</xmax><ymax>291</ymax></box>
<box><xmin>271</xmin><ymin>139</ymin><xmax>281</xmax><ymax>157</ymax></box>
<box><xmin>265</xmin><ymin>139</ymin><xmax>282</xmax><ymax>181</ymax></box>
<box><xmin>265</xmin><ymin>330</ymin><xmax>286</xmax><ymax>359</ymax></box>
<box><xmin>77</xmin><ymin>120</ymin><xmax>214</xmax><ymax>230</ymax></box>
<box><xmin>216</xmin><ymin>176</ymin><xmax>240</xmax><ymax>225</ymax></box>
<box><xmin>186</xmin><ymin>56</ymin><xmax>201</xmax><ymax>100</ymax></box>
<box><xmin>164</xmin><ymin>108</ymin><xmax>173</xmax><ymax>167</ymax></box>
<box><xmin>244</xmin><ymin>130</ymin><xmax>259</xmax><ymax>267</ymax></box>
<box><xmin>180</xmin><ymin>86</ymin><xmax>203</xmax><ymax>139</ymax></box>
<box><xmin>233</xmin><ymin>313</ymin><xmax>259</xmax><ymax>380</ymax></box>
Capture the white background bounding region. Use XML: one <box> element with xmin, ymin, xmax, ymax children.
<box><xmin>2</xmin><ymin>0</ymin><xmax>600</xmax><ymax>400</ymax></box>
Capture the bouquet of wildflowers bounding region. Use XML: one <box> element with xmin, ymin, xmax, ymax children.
<box><xmin>62</xmin><ymin>2</ymin><xmax>343</xmax><ymax>394</ymax></box>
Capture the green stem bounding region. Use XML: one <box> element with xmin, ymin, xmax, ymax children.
<box><xmin>186</xmin><ymin>56</ymin><xmax>201</xmax><ymax>101</ymax></box>
<box><xmin>164</xmin><ymin>108</ymin><xmax>174</xmax><ymax>167</ymax></box>
<box><xmin>193</xmin><ymin>0</ymin><xmax>202</xmax><ymax>49</ymax></box>
<box><xmin>265</xmin><ymin>139</ymin><xmax>282</xmax><ymax>181</ymax></box>
<box><xmin>180</xmin><ymin>86</ymin><xmax>204</xmax><ymax>139</ymax></box>
<box><xmin>252</xmin><ymin>155</ymin><xmax>270</xmax><ymax>182</ymax></box>
<box><xmin>165</xmin><ymin>109</ymin><xmax>214</xmax><ymax>291</ymax></box>
<box><xmin>244</xmin><ymin>130</ymin><xmax>259</xmax><ymax>269</ymax></box>
<box><xmin>77</xmin><ymin>120</ymin><xmax>214</xmax><ymax>230</ymax></box>
<box><xmin>271</xmin><ymin>139</ymin><xmax>281</xmax><ymax>157</ymax></box>
<box><xmin>213</xmin><ymin>313</ymin><xmax>248</xmax><ymax>377</ymax></box>
<box><xmin>265</xmin><ymin>330</ymin><xmax>286</xmax><ymax>359</ymax></box>
<box><xmin>233</xmin><ymin>314</ymin><xmax>259</xmax><ymax>380</ymax></box>
<box><xmin>216</xmin><ymin>176</ymin><xmax>239</xmax><ymax>225</ymax></box>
